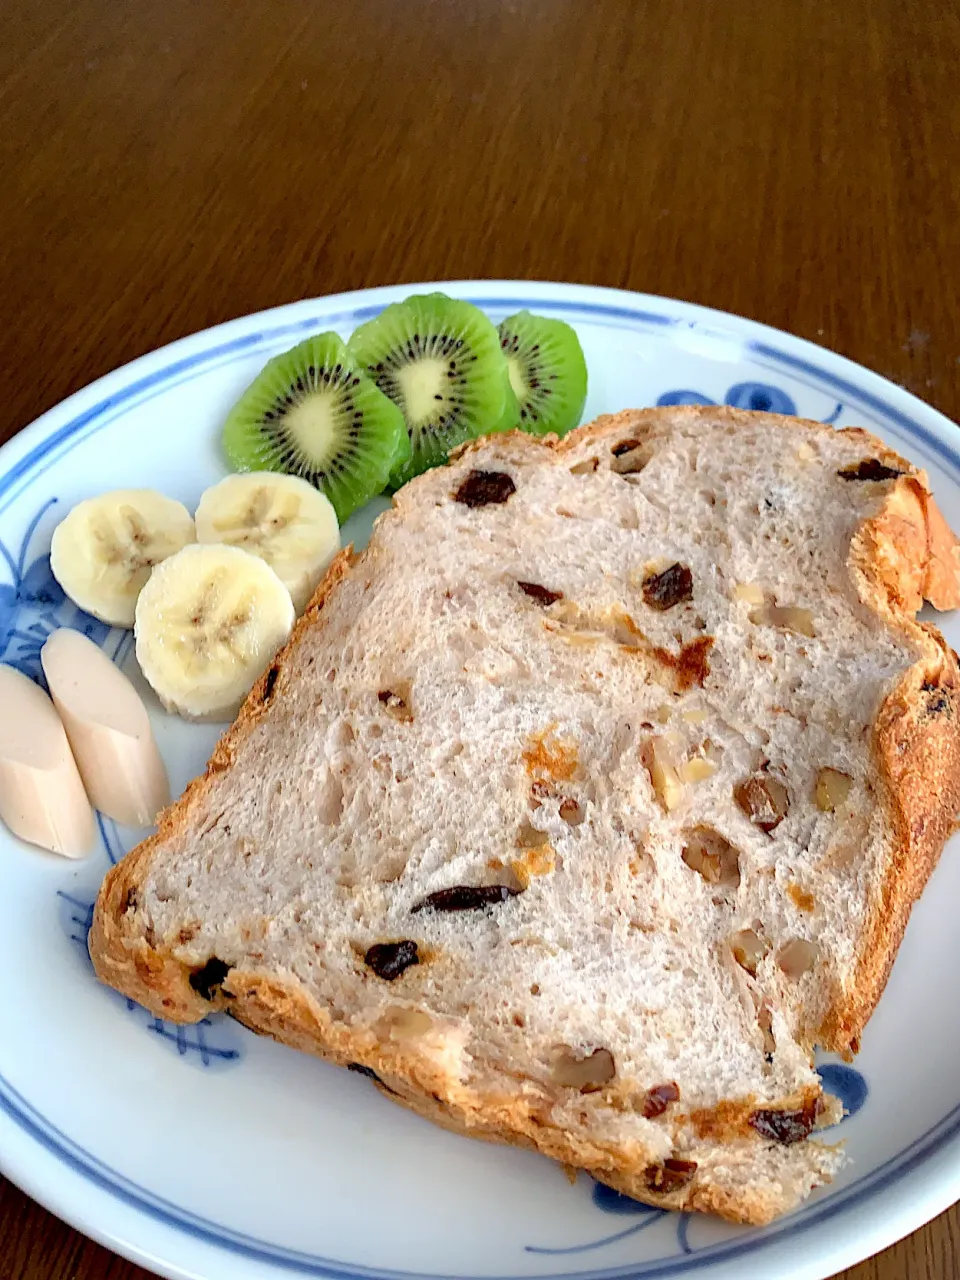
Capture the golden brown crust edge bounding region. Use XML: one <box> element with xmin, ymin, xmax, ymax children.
<box><xmin>826</xmin><ymin>468</ymin><xmax>960</xmax><ymax>1051</ymax></box>
<box><xmin>90</xmin><ymin>547</ymin><xmax>359</xmax><ymax>1020</ymax></box>
<box><xmin>175</xmin><ymin>964</ymin><xmax>836</xmax><ymax>1226</ymax></box>
<box><xmin>89</xmin><ymin>407</ymin><xmax>960</xmax><ymax>1218</ymax></box>
<box><xmin>821</xmin><ymin>628</ymin><xmax>960</xmax><ymax>1049</ymax></box>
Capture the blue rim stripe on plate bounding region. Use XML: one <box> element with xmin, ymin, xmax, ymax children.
<box><xmin>2</xmin><ymin>1068</ymin><xmax>959</xmax><ymax>1280</ymax></box>
<box><xmin>1</xmin><ymin>289</ymin><xmax>959</xmax><ymax>1278</ymax></box>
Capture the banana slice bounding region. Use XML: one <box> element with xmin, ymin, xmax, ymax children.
<box><xmin>134</xmin><ymin>543</ymin><xmax>295</xmax><ymax>721</ymax></box>
<box><xmin>50</xmin><ymin>490</ymin><xmax>195</xmax><ymax>627</ymax></box>
<box><xmin>195</xmin><ymin>473</ymin><xmax>340</xmax><ymax>614</ymax></box>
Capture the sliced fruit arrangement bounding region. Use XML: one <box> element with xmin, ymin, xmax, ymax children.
<box><xmin>221</xmin><ymin>332</ymin><xmax>408</xmax><ymax>524</ymax></box>
<box><xmin>41</xmin><ymin>296</ymin><xmax>587</xmax><ymax>732</ymax></box>
<box><xmin>50</xmin><ymin>490</ymin><xmax>195</xmax><ymax>627</ymax></box>
<box><xmin>135</xmin><ymin>543</ymin><xmax>295</xmax><ymax>721</ymax></box>
<box><xmin>498</xmin><ymin>310</ymin><xmax>588</xmax><ymax>438</ymax></box>
<box><xmin>218</xmin><ymin>294</ymin><xmax>588</xmax><ymax>512</ymax></box>
<box><xmin>48</xmin><ymin>470</ymin><xmax>340</xmax><ymax>722</ymax></box>
<box><xmin>195</xmin><ymin>472</ymin><xmax>340</xmax><ymax>614</ymax></box>
<box><xmin>349</xmin><ymin>293</ymin><xmax>521</xmax><ymax>488</ymax></box>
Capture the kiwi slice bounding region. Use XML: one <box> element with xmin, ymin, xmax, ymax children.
<box><xmin>349</xmin><ymin>293</ymin><xmax>518</xmax><ymax>488</ymax></box>
<box><xmin>221</xmin><ymin>332</ymin><xmax>409</xmax><ymax>524</ymax></box>
<box><xmin>498</xmin><ymin>310</ymin><xmax>588</xmax><ymax>437</ymax></box>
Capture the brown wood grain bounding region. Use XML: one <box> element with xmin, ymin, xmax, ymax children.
<box><xmin>1</xmin><ymin>0</ymin><xmax>958</xmax><ymax>1277</ymax></box>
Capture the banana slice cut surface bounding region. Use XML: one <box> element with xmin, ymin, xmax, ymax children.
<box><xmin>134</xmin><ymin>543</ymin><xmax>295</xmax><ymax>721</ymax></box>
<box><xmin>50</xmin><ymin>490</ymin><xmax>195</xmax><ymax>627</ymax></box>
<box><xmin>195</xmin><ymin>472</ymin><xmax>340</xmax><ymax>614</ymax></box>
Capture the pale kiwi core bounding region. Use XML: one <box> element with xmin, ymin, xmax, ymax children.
<box><xmin>283</xmin><ymin>392</ymin><xmax>344</xmax><ymax>468</ymax></box>
<box><xmin>396</xmin><ymin>359</ymin><xmax>450</xmax><ymax>426</ymax></box>
<box><xmin>506</xmin><ymin>357</ymin><xmax>527</xmax><ymax>403</ymax></box>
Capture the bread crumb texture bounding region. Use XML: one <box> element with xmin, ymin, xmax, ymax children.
<box><xmin>91</xmin><ymin>407</ymin><xmax>960</xmax><ymax>1225</ymax></box>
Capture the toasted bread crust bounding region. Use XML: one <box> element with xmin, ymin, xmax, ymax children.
<box><xmin>90</xmin><ymin>548</ymin><xmax>358</xmax><ymax>1022</ymax></box>
<box><xmin>90</xmin><ymin>407</ymin><xmax>960</xmax><ymax>1224</ymax></box>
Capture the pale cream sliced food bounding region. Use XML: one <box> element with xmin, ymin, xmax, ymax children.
<box><xmin>50</xmin><ymin>489</ymin><xmax>195</xmax><ymax>627</ymax></box>
<box><xmin>195</xmin><ymin>472</ymin><xmax>340</xmax><ymax>614</ymax></box>
<box><xmin>41</xmin><ymin>628</ymin><xmax>170</xmax><ymax>828</ymax></box>
<box><xmin>134</xmin><ymin>543</ymin><xmax>295</xmax><ymax>721</ymax></box>
<box><xmin>0</xmin><ymin>664</ymin><xmax>94</xmax><ymax>857</ymax></box>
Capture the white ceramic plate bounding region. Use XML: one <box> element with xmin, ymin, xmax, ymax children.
<box><xmin>1</xmin><ymin>281</ymin><xmax>959</xmax><ymax>1280</ymax></box>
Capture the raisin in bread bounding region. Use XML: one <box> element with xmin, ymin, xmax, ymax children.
<box><xmin>91</xmin><ymin>406</ymin><xmax>960</xmax><ymax>1226</ymax></box>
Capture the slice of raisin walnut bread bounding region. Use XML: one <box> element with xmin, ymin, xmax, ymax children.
<box><xmin>91</xmin><ymin>406</ymin><xmax>960</xmax><ymax>1226</ymax></box>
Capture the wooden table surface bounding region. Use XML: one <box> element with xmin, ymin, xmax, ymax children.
<box><xmin>1</xmin><ymin>1</ymin><xmax>959</xmax><ymax>1276</ymax></box>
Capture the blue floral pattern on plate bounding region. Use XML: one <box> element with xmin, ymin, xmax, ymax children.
<box><xmin>528</xmin><ymin>1185</ymin><xmax>695</xmax><ymax>1257</ymax></box>
<box><xmin>657</xmin><ymin>380</ymin><xmax>845</xmax><ymax>424</ymax></box>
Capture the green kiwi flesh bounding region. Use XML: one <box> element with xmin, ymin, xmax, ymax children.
<box><xmin>221</xmin><ymin>332</ymin><xmax>410</xmax><ymax>524</ymax></box>
<box><xmin>348</xmin><ymin>293</ymin><xmax>519</xmax><ymax>488</ymax></box>
<box><xmin>498</xmin><ymin>310</ymin><xmax>588</xmax><ymax>437</ymax></box>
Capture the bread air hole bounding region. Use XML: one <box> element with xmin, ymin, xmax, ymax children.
<box><xmin>757</xmin><ymin>1001</ymin><xmax>776</xmax><ymax>1056</ymax></box>
<box><xmin>610</xmin><ymin>440</ymin><xmax>653</xmax><ymax>474</ymax></box>
<box><xmin>378</xmin><ymin>681</ymin><xmax>413</xmax><ymax>722</ymax></box>
<box><xmin>189</xmin><ymin>957</ymin><xmax>232</xmax><ymax>1001</ymax></box>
